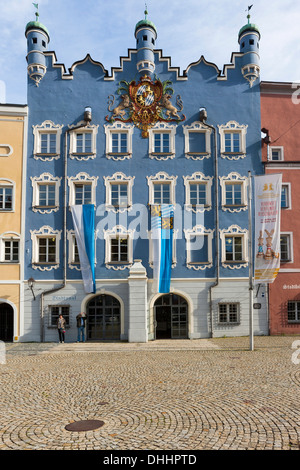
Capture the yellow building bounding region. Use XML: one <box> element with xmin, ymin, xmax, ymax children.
<box><xmin>0</xmin><ymin>104</ymin><xmax>28</xmax><ymax>342</ymax></box>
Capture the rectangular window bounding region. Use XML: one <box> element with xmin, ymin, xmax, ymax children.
<box><xmin>38</xmin><ymin>237</ymin><xmax>56</xmax><ymax>263</ymax></box>
<box><xmin>0</xmin><ymin>186</ymin><xmax>13</xmax><ymax>211</ymax></box>
<box><xmin>153</xmin><ymin>183</ymin><xmax>171</xmax><ymax>204</ymax></box>
<box><xmin>111</xmin><ymin>133</ymin><xmax>128</xmax><ymax>153</ymax></box>
<box><xmin>38</xmin><ymin>183</ymin><xmax>56</xmax><ymax>207</ymax></box>
<box><xmin>4</xmin><ymin>240</ymin><xmax>19</xmax><ymax>262</ymax></box>
<box><xmin>189</xmin><ymin>235</ymin><xmax>209</xmax><ymax>264</ymax></box>
<box><xmin>270</xmin><ymin>147</ymin><xmax>283</xmax><ymax>161</ymax></box>
<box><xmin>188</xmin><ymin>132</ymin><xmax>206</xmax><ymax>154</ymax></box>
<box><xmin>287</xmin><ymin>301</ymin><xmax>300</xmax><ymax>323</ymax></box>
<box><xmin>281</xmin><ymin>185</ymin><xmax>290</xmax><ymax>209</ymax></box>
<box><xmin>189</xmin><ymin>183</ymin><xmax>207</xmax><ymax>206</ymax></box>
<box><xmin>49</xmin><ymin>305</ymin><xmax>70</xmax><ymax>327</ymax></box>
<box><xmin>280</xmin><ymin>234</ymin><xmax>291</xmax><ymax>262</ymax></box>
<box><xmin>111</xmin><ymin>183</ymin><xmax>128</xmax><ymax>208</ymax></box>
<box><xmin>76</xmin><ymin>132</ymin><xmax>92</xmax><ymax>154</ymax></box>
<box><xmin>73</xmin><ymin>236</ymin><xmax>80</xmax><ymax>264</ymax></box>
<box><xmin>224</xmin><ymin>132</ymin><xmax>240</xmax><ymax>153</ymax></box>
<box><xmin>218</xmin><ymin>303</ymin><xmax>239</xmax><ymax>324</ymax></box>
<box><xmin>154</xmin><ymin>133</ymin><xmax>170</xmax><ymax>153</ymax></box>
<box><xmin>40</xmin><ymin>133</ymin><xmax>57</xmax><ymax>154</ymax></box>
<box><xmin>225</xmin><ymin>236</ymin><xmax>243</xmax><ymax>262</ymax></box>
<box><xmin>110</xmin><ymin>237</ymin><xmax>128</xmax><ymax>262</ymax></box>
<box><xmin>225</xmin><ymin>183</ymin><xmax>242</xmax><ymax>206</ymax></box>
<box><xmin>74</xmin><ymin>183</ymin><xmax>92</xmax><ymax>205</ymax></box>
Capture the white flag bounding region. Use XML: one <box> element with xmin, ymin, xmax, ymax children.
<box><xmin>254</xmin><ymin>174</ymin><xmax>282</xmax><ymax>284</ymax></box>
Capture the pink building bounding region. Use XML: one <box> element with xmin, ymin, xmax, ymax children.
<box><xmin>261</xmin><ymin>81</ymin><xmax>300</xmax><ymax>335</ymax></box>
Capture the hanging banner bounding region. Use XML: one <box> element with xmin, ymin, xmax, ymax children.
<box><xmin>254</xmin><ymin>174</ymin><xmax>282</xmax><ymax>284</ymax></box>
<box><xmin>71</xmin><ymin>204</ymin><xmax>96</xmax><ymax>294</ymax></box>
<box><xmin>151</xmin><ymin>204</ymin><xmax>173</xmax><ymax>293</ymax></box>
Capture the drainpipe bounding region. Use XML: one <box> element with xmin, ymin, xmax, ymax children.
<box><xmin>199</xmin><ymin>108</ymin><xmax>219</xmax><ymax>338</ymax></box>
<box><xmin>39</xmin><ymin>108</ymin><xmax>92</xmax><ymax>342</ymax></box>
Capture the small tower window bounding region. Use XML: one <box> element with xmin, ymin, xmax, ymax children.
<box><xmin>241</xmin><ymin>42</ymin><xmax>245</xmax><ymax>48</ymax></box>
<box><xmin>143</xmin><ymin>35</ymin><xmax>147</xmax><ymax>41</ymax></box>
<box><xmin>32</xmin><ymin>37</ymin><xmax>37</xmax><ymax>44</ymax></box>
<box><xmin>42</xmin><ymin>40</ymin><xmax>46</xmax><ymax>48</ymax></box>
<box><xmin>152</xmin><ymin>38</ymin><xmax>155</xmax><ymax>45</ymax></box>
<box><xmin>249</xmin><ymin>39</ymin><xmax>254</xmax><ymax>45</ymax></box>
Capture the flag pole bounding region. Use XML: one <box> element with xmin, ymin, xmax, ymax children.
<box><xmin>248</xmin><ymin>171</ymin><xmax>254</xmax><ymax>351</ymax></box>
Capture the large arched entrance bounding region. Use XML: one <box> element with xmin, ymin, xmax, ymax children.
<box><xmin>154</xmin><ymin>294</ymin><xmax>188</xmax><ymax>339</ymax></box>
<box><xmin>86</xmin><ymin>294</ymin><xmax>121</xmax><ymax>340</ymax></box>
<box><xmin>0</xmin><ymin>303</ymin><xmax>14</xmax><ymax>342</ymax></box>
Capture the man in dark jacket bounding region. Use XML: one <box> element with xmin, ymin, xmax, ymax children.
<box><xmin>76</xmin><ymin>312</ymin><xmax>87</xmax><ymax>342</ymax></box>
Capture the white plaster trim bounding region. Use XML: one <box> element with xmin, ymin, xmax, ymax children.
<box><xmin>219</xmin><ymin>172</ymin><xmax>248</xmax><ymax>213</ymax></box>
<box><xmin>30</xmin><ymin>225</ymin><xmax>62</xmax><ymax>271</ymax></box>
<box><xmin>103</xmin><ymin>225</ymin><xmax>135</xmax><ymax>270</ymax></box>
<box><xmin>148</xmin><ymin>122</ymin><xmax>176</xmax><ymax>160</ymax></box>
<box><xmin>147</xmin><ymin>171</ymin><xmax>177</xmax><ymax>205</ymax></box>
<box><xmin>104</xmin><ymin>121</ymin><xmax>134</xmax><ymax>160</ymax></box>
<box><xmin>0</xmin><ymin>144</ymin><xmax>13</xmax><ymax>157</ymax></box>
<box><xmin>183</xmin><ymin>172</ymin><xmax>213</xmax><ymax>213</ymax></box>
<box><xmin>103</xmin><ymin>172</ymin><xmax>135</xmax><ymax>213</ymax></box>
<box><xmin>31</xmin><ymin>173</ymin><xmax>62</xmax><ymax>214</ymax></box>
<box><xmin>32</xmin><ymin>120</ymin><xmax>63</xmax><ymax>161</ymax></box>
<box><xmin>67</xmin><ymin>172</ymin><xmax>98</xmax><ymax>207</ymax></box>
<box><xmin>219</xmin><ymin>225</ymin><xmax>249</xmax><ymax>269</ymax></box>
<box><xmin>183</xmin><ymin>121</ymin><xmax>212</xmax><ymax>160</ymax></box>
<box><xmin>184</xmin><ymin>225</ymin><xmax>214</xmax><ymax>270</ymax></box>
<box><xmin>68</xmin><ymin>123</ymin><xmax>99</xmax><ymax>160</ymax></box>
<box><xmin>218</xmin><ymin>120</ymin><xmax>248</xmax><ymax>160</ymax></box>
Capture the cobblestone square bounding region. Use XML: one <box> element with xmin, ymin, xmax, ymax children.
<box><xmin>0</xmin><ymin>336</ymin><xmax>299</xmax><ymax>451</ymax></box>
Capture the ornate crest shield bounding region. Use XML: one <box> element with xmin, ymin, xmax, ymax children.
<box><xmin>106</xmin><ymin>75</ymin><xmax>185</xmax><ymax>138</ymax></box>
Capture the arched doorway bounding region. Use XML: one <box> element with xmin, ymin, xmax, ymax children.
<box><xmin>0</xmin><ymin>303</ymin><xmax>14</xmax><ymax>342</ymax></box>
<box><xmin>154</xmin><ymin>294</ymin><xmax>188</xmax><ymax>339</ymax></box>
<box><xmin>86</xmin><ymin>294</ymin><xmax>121</xmax><ymax>340</ymax></box>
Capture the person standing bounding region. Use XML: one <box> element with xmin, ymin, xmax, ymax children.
<box><xmin>57</xmin><ymin>313</ymin><xmax>66</xmax><ymax>343</ymax></box>
<box><xmin>76</xmin><ymin>312</ymin><xmax>87</xmax><ymax>342</ymax></box>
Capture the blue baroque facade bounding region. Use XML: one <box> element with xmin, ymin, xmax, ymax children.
<box><xmin>22</xmin><ymin>10</ymin><xmax>267</xmax><ymax>342</ymax></box>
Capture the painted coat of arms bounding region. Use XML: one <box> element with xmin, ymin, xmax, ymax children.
<box><xmin>106</xmin><ymin>75</ymin><xmax>185</xmax><ymax>138</ymax></box>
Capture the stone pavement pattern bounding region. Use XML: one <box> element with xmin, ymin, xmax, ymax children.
<box><xmin>0</xmin><ymin>336</ymin><xmax>300</xmax><ymax>450</ymax></box>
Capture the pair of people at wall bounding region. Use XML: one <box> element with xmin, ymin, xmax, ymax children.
<box><xmin>57</xmin><ymin>312</ymin><xmax>87</xmax><ymax>343</ymax></box>
<box><xmin>76</xmin><ymin>312</ymin><xmax>87</xmax><ymax>342</ymax></box>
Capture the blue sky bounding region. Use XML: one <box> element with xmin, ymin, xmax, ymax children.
<box><xmin>1</xmin><ymin>0</ymin><xmax>300</xmax><ymax>104</ymax></box>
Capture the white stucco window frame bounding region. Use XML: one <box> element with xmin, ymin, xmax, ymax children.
<box><xmin>219</xmin><ymin>172</ymin><xmax>249</xmax><ymax>213</ymax></box>
<box><xmin>183</xmin><ymin>172</ymin><xmax>213</xmax><ymax>213</ymax></box>
<box><xmin>0</xmin><ymin>231</ymin><xmax>20</xmax><ymax>263</ymax></box>
<box><xmin>104</xmin><ymin>121</ymin><xmax>134</xmax><ymax>160</ymax></box>
<box><xmin>148</xmin><ymin>122</ymin><xmax>176</xmax><ymax>160</ymax></box>
<box><xmin>147</xmin><ymin>171</ymin><xmax>177</xmax><ymax>206</ymax></box>
<box><xmin>33</xmin><ymin>120</ymin><xmax>63</xmax><ymax>161</ymax></box>
<box><xmin>103</xmin><ymin>225</ymin><xmax>135</xmax><ymax>270</ymax></box>
<box><xmin>30</xmin><ymin>225</ymin><xmax>62</xmax><ymax>271</ymax></box>
<box><xmin>183</xmin><ymin>121</ymin><xmax>212</xmax><ymax>160</ymax></box>
<box><xmin>184</xmin><ymin>225</ymin><xmax>214</xmax><ymax>270</ymax></box>
<box><xmin>103</xmin><ymin>172</ymin><xmax>135</xmax><ymax>213</ymax></box>
<box><xmin>269</xmin><ymin>146</ymin><xmax>284</xmax><ymax>161</ymax></box>
<box><xmin>69</xmin><ymin>123</ymin><xmax>99</xmax><ymax>161</ymax></box>
<box><xmin>219</xmin><ymin>225</ymin><xmax>249</xmax><ymax>269</ymax></box>
<box><xmin>218</xmin><ymin>120</ymin><xmax>248</xmax><ymax>160</ymax></box>
<box><xmin>31</xmin><ymin>173</ymin><xmax>62</xmax><ymax>214</ymax></box>
<box><xmin>67</xmin><ymin>172</ymin><xmax>98</xmax><ymax>207</ymax></box>
<box><xmin>0</xmin><ymin>178</ymin><xmax>15</xmax><ymax>212</ymax></box>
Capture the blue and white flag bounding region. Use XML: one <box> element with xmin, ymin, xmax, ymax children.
<box><xmin>71</xmin><ymin>204</ymin><xmax>96</xmax><ymax>294</ymax></box>
<box><xmin>151</xmin><ymin>204</ymin><xmax>173</xmax><ymax>293</ymax></box>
